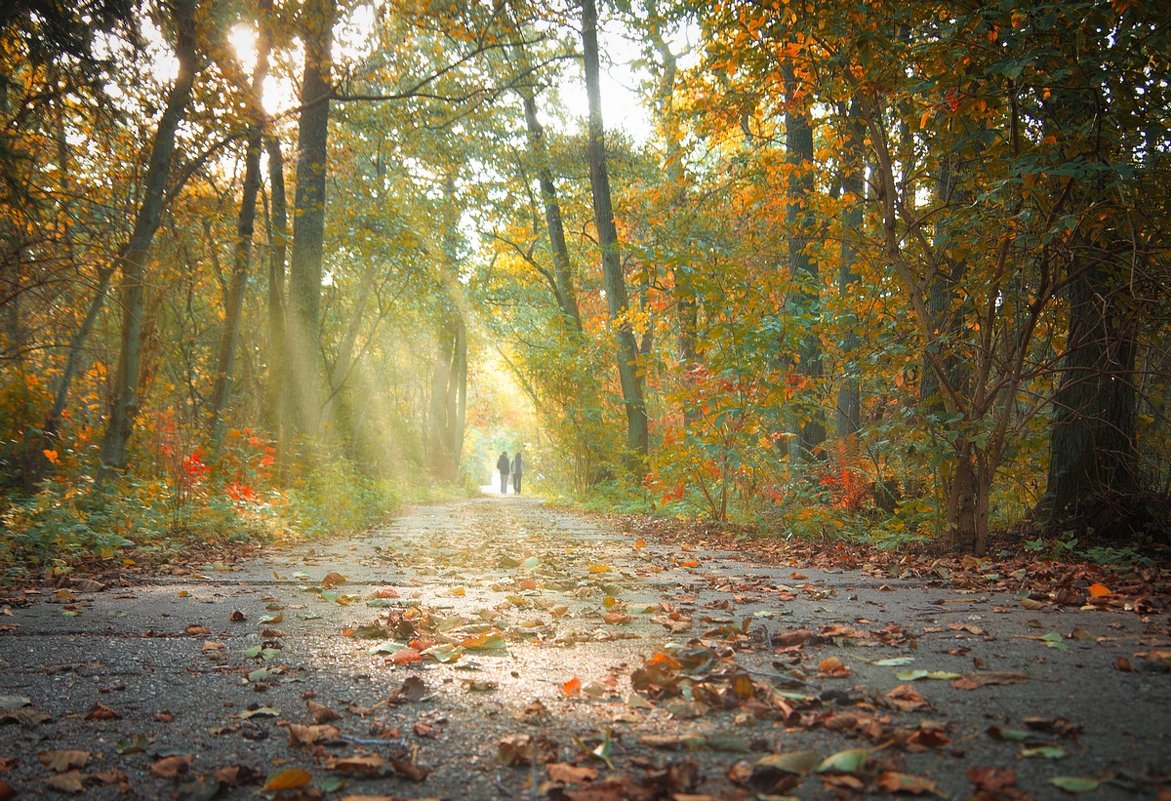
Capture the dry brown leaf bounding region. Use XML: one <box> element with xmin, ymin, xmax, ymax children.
<box><xmin>547</xmin><ymin>762</ymin><xmax>599</xmax><ymax>783</ymax></box>
<box><xmin>307</xmin><ymin>699</ymin><xmax>340</xmax><ymax>723</ymax></box>
<box><xmin>288</xmin><ymin>723</ymin><xmax>340</xmax><ymax>746</ymax></box>
<box><xmin>324</xmin><ymin>754</ymin><xmax>388</xmax><ymax>774</ymax></box>
<box><xmin>321</xmin><ymin>571</ymin><xmax>347</xmax><ymax>588</ymax></box>
<box><xmin>886</xmin><ymin>684</ymin><xmax>931</xmax><ymax>712</ymax></box>
<box><xmin>877</xmin><ymin>771</ymin><xmax>940</xmax><ymax>795</ymax></box>
<box><xmin>44</xmin><ymin>769</ymin><xmax>84</xmax><ymax>793</ymax></box>
<box><xmin>951</xmin><ymin>671</ymin><xmax>1030</xmax><ymax>690</ymax></box>
<box><xmin>150</xmin><ymin>755</ymin><xmax>192</xmax><ymax>779</ymax></box>
<box><xmin>84</xmin><ymin>703</ymin><xmax>120</xmax><ymax>721</ymax></box>
<box><xmin>38</xmin><ymin>750</ymin><xmax>90</xmax><ymax>772</ymax></box>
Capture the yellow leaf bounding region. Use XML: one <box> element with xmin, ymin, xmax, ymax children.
<box><xmin>588</xmin><ymin>564</ymin><xmax>611</xmax><ymax>574</ymax></box>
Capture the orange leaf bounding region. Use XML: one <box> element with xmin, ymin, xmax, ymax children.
<box><xmin>1088</xmin><ymin>582</ymin><xmax>1112</xmax><ymax>597</ymax></box>
<box><xmin>561</xmin><ymin>676</ymin><xmax>582</xmax><ymax>697</ymax></box>
<box><xmin>262</xmin><ymin>767</ymin><xmax>311</xmax><ymax>791</ymax></box>
<box><xmin>633</xmin><ymin>539</ymin><xmax>646</xmax><ymax>549</ymax></box>
<box><xmin>387</xmin><ymin>647</ymin><xmax>422</xmax><ymax>665</ymax></box>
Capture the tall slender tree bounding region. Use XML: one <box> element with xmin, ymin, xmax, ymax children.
<box><xmin>581</xmin><ymin>0</ymin><xmax>648</xmax><ymax>460</ymax></box>
<box><xmin>98</xmin><ymin>0</ymin><xmax>201</xmax><ymax>478</ymax></box>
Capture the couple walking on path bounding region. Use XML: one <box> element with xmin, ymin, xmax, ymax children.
<box><xmin>496</xmin><ymin>450</ymin><xmax>524</xmax><ymax>494</ymax></box>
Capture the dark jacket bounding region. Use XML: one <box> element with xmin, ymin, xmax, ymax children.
<box><xmin>496</xmin><ymin>453</ymin><xmax>510</xmax><ymax>473</ymax></box>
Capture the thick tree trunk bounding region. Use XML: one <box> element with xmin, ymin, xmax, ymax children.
<box><xmin>783</xmin><ymin>62</ymin><xmax>824</xmax><ymax>456</ymax></box>
<box><xmin>286</xmin><ymin>0</ymin><xmax>336</xmax><ymax>437</ymax></box>
<box><xmin>581</xmin><ymin>0</ymin><xmax>648</xmax><ymax>459</ymax></box>
<box><xmin>521</xmin><ymin>90</ymin><xmax>581</xmax><ymax>331</ymax></box>
<box><xmin>97</xmin><ymin>0</ymin><xmax>199</xmax><ymax>479</ymax></box>
<box><xmin>1043</xmin><ymin>260</ymin><xmax>1139</xmax><ymax>529</ymax></box>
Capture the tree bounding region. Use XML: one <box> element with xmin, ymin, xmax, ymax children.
<box><xmin>581</xmin><ymin>0</ymin><xmax>648</xmax><ymax>460</ymax></box>
<box><xmin>285</xmin><ymin>0</ymin><xmax>337</xmax><ymax>437</ymax></box>
<box><xmin>98</xmin><ymin>0</ymin><xmax>201</xmax><ymax>477</ymax></box>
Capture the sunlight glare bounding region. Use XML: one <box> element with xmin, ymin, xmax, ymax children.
<box><xmin>228</xmin><ymin>23</ymin><xmax>259</xmax><ymax>75</ymax></box>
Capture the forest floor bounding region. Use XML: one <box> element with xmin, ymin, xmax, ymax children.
<box><xmin>1</xmin><ymin>495</ymin><xmax>1169</xmax><ymax>801</ymax></box>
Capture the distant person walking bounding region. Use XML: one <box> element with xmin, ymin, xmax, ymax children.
<box><xmin>496</xmin><ymin>451</ymin><xmax>511</xmax><ymax>494</ymax></box>
<box><xmin>511</xmin><ymin>451</ymin><xmax>524</xmax><ymax>495</ymax></box>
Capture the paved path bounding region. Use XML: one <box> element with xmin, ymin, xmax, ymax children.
<box><xmin>1</xmin><ymin>496</ymin><xmax>1168</xmax><ymax>799</ymax></box>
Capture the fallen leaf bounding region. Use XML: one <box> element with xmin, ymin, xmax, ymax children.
<box><xmin>45</xmin><ymin>770</ymin><xmax>85</xmax><ymax>793</ymax></box>
<box><xmin>386</xmin><ymin>647</ymin><xmax>422</xmax><ymax>665</ymax></box>
<box><xmin>185</xmin><ymin>625</ymin><xmax>212</xmax><ymax>636</ymax></box>
<box><xmin>321</xmin><ymin>572</ymin><xmax>347</xmax><ymax>588</ymax></box>
<box><xmin>324</xmin><ymin>754</ymin><xmax>388</xmax><ymax>774</ymax></box>
<box><xmin>150</xmin><ymin>755</ymin><xmax>192</xmax><ymax>779</ymax></box>
<box><xmin>877</xmin><ymin>771</ymin><xmax>940</xmax><ymax>795</ymax></box>
<box><xmin>1020</xmin><ymin>745</ymin><xmax>1066</xmax><ymax>759</ymax></box>
<box><xmin>262</xmin><ymin>767</ymin><xmax>312</xmax><ymax>791</ymax></box>
<box><xmin>548</xmin><ymin>762</ymin><xmax>599</xmax><ymax>783</ymax></box>
<box><xmin>82</xmin><ymin>702</ymin><xmax>119</xmax><ymax>721</ymax></box>
<box><xmin>307</xmin><ymin>699</ymin><xmax>340</xmax><ymax>723</ymax></box>
<box><xmin>288</xmin><ymin>723</ymin><xmax>340</xmax><ymax>745</ymax></box>
<box><xmin>497</xmin><ymin>733</ymin><xmax>557</xmax><ymax>766</ymax></box>
<box><xmin>1088</xmin><ymin>582</ymin><xmax>1112</xmax><ymax>597</ymax></box>
<box><xmin>817</xmin><ymin>748</ymin><xmax>869</xmax><ymax>774</ymax></box>
<box><xmin>230</xmin><ymin>610</ymin><xmax>247</xmax><ymax>622</ymax></box>
<box><xmin>38</xmin><ymin>751</ymin><xmax>90</xmax><ymax>772</ymax></box>
<box><xmin>389</xmin><ymin>676</ymin><xmax>429</xmax><ymax>704</ymax></box>
<box><xmin>1050</xmin><ymin>776</ymin><xmax>1101</xmax><ymax>793</ymax></box>
<box><xmin>886</xmin><ymin>684</ymin><xmax>931</xmax><ymax>712</ymax></box>
<box><xmin>562</xmin><ymin>676</ymin><xmax>582</xmax><ymax>697</ymax></box>
<box><xmin>951</xmin><ymin>671</ymin><xmax>1030</xmax><ymax>690</ymax></box>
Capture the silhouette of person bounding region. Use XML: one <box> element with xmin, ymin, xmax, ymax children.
<box><xmin>496</xmin><ymin>451</ymin><xmax>510</xmax><ymax>494</ymax></box>
<box><xmin>511</xmin><ymin>451</ymin><xmax>524</xmax><ymax>495</ymax></box>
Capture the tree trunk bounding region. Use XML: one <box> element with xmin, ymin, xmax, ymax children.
<box><xmin>521</xmin><ymin>90</ymin><xmax>581</xmax><ymax>331</ymax></box>
<box><xmin>286</xmin><ymin>0</ymin><xmax>336</xmax><ymax>437</ymax></box>
<box><xmin>835</xmin><ymin>102</ymin><xmax>864</xmax><ymax>438</ymax></box>
<box><xmin>944</xmin><ymin>438</ymin><xmax>990</xmax><ymax>554</ymax></box>
<box><xmin>264</xmin><ymin>135</ymin><xmax>289</xmax><ymax>439</ymax></box>
<box><xmin>783</xmin><ymin>62</ymin><xmax>824</xmax><ymax>456</ymax></box>
<box><xmin>1043</xmin><ymin>260</ymin><xmax>1139</xmax><ymax>529</ymax></box>
<box><xmin>97</xmin><ymin>0</ymin><xmax>199</xmax><ymax>479</ymax></box>
<box><xmin>581</xmin><ymin>0</ymin><xmax>648</xmax><ymax>459</ymax></box>
<box><xmin>427</xmin><ymin>317</ymin><xmax>465</xmax><ymax>483</ymax></box>
<box><xmin>208</xmin><ymin>19</ymin><xmax>271</xmax><ymax>453</ymax></box>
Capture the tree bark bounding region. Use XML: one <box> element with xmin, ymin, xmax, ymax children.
<box><xmin>97</xmin><ymin>0</ymin><xmax>199</xmax><ymax>479</ymax></box>
<box><xmin>783</xmin><ymin>62</ymin><xmax>824</xmax><ymax>456</ymax></box>
<box><xmin>581</xmin><ymin>0</ymin><xmax>648</xmax><ymax>459</ymax></box>
<box><xmin>264</xmin><ymin>135</ymin><xmax>289</xmax><ymax>438</ymax></box>
<box><xmin>520</xmin><ymin>89</ymin><xmax>581</xmax><ymax>331</ymax></box>
<box><xmin>835</xmin><ymin>101</ymin><xmax>865</xmax><ymax>438</ymax></box>
<box><xmin>209</xmin><ymin>34</ymin><xmax>271</xmax><ymax>452</ymax></box>
<box><xmin>286</xmin><ymin>0</ymin><xmax>336</xmax><ymax>437</ymax></box>
<box><xmin>1043</xmin><ymin>259</ymin><xmax>1139</xmax><ymax>529</ymax></box>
